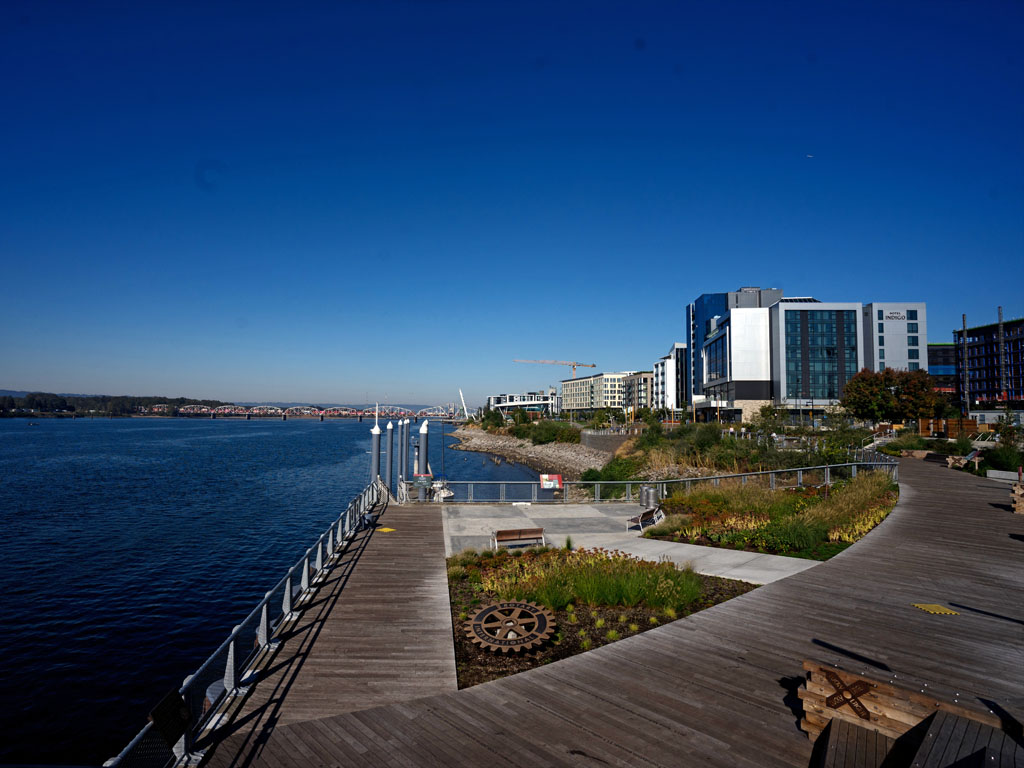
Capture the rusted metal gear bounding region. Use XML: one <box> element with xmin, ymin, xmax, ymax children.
<box><xmin>464</xmin><ymin>601</ymin><xmax>556</xmax><ymax>653</ymax></box>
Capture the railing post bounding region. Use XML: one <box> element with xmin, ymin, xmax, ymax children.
<box><xmin>626</xmin><ymin>483</ymin><xmax>632</xmax><ymax>502</ymax></box>
<box><xmin>300</xmin><ymin>549</ymin><xmax>311</xmax><ymax>594</ymax></box>
<box><xmin>257</xmin><ymin>594</ymin><xmax>274</xmax><ymax>648</ymax></box>
<box><xmin>797</xmin><ymin>470</ymin><xmax>803</xmax><ymax>486</ymax></box>
<box><xmin>713</xmin><ymin>477</ymin><xmax>720</xmax><ymax>487</ymax></box>
<box><xmin>532</xmin><ymin>484</ymin><xmax>538</xmax><ymax>502</ymax></box>
<box><xmin>468</xmin><ymin>483</ymin><xmax>474</xmax><ymax>502</ymax></box>
<box><xmin>741</xmin><ymin>475</ymin><xmax>747</xmax><ymax>485</ymax></box>
<box><xmin>851</xmin><ymin>465</ymin><xmax>857</xmax><ymax>478</ymax></box>
<box><xmin>282</xmin><ymin>571</ymin><xmax>293</xmax><ymax>617</ymax></box>
<box><xmin>499</xmin><ymin>483</ymin><xmax>506</xmax><ymax>502</ymax></box>
<box><xmin>595</xmin><ymin>483</ymin><xmax>601</xmax><ymax>502</ymax></box>
<box><xmin>224</xmin><ymin>627</ymin><xmax>240</xmax><ymax>694</ymax></box>
<box><xmin>770</xmin><ymin>472</ymin><xmax>776</xmax><ymax>490</ymax></box>
<box><xmin>825</xmin><ymin>466</ymin><xmax>831</xmax><ymax>486</ymax></box>
<box><xmin>327</xmin><ymin>525</ymin><xmax>335</xmax><ymax>558</ymax></box>
<box><xmin>313</xmin><ymin>538</ymin><xmax>325</xmax><ymax>582</ymax></box>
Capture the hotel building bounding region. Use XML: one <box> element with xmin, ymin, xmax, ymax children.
<box><xmin>862</xmin><ymin>303</ymin><xmax>928</xmax><ymax>373</ymax></box>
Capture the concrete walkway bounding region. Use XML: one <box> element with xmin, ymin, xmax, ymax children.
<box><xmin>442</xmin><ymin>501</ymin><xmax>820</xmax><ymax>584</ymax></box>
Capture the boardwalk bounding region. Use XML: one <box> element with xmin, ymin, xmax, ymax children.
<box><xmin>203</xmin><ymin>501</ymin><xmax>456</xmax><ymax>765</ymax></box>
<box><xmin>204</xmin><ymin>460</ymin><xmax>1023</xmax><ymax>767</ymax></box>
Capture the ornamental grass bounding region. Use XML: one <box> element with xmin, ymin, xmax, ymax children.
<box><xmin>479</xmin><ymin>547</ymin><xmax>702</xmax><ymax>613</ymax></box>
<box><xmin>644</xmin><ymin>470</ymin><xmax>897</xmax><ymax>558</ymax></box>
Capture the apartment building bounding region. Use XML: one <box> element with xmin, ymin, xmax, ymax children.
<box><xmin>652</xmin><ymin>342</ymin><xmax>687</xmax><ymax>412</ymax></box>
<box><xmin>560</xmin><ymin>372</ymin><xmax>631</xmax><ymax>413</ymax></box>
<box><xmin>622</xmin><ymin>371</ymin><xmax>653</xmax><ymax>416</ymax></box>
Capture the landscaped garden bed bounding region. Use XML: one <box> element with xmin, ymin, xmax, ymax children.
<box><xmin>643</xmin><ymin>470</ymin><xmax>898</xmax><ymax>560</ymax></box>
<box><xmin>447</xmin><ymin>547</ymin><xmax>755</xmax><ymax>688</ymax></box>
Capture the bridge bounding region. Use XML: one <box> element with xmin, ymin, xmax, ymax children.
<box><xmin>152</xmin><ymin>403</ymin><xmax>465</xmax><ymax>419</ymax></box>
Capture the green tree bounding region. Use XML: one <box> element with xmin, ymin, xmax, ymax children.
<box><xmin>892</xmin><ymin>369</ymin><xmax>941</xmax><ymax>422</ymax></box>
<box><xmin>993</xmin><ymin>406</ymin><xmax>1020</xmax><ymax>447</ymax></box>
<box><xmin>840</xmin><ymin>370</ymin><xmax>895</xmax><ymax>423</ymax></box>
<box><xmin>751</xmin><ymin>404</ymin><xmax>786</xmax><ymax>439</ymax></box>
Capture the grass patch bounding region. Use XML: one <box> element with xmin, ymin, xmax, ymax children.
<box><xmin>447</xmin><ymin>547</ymin><xmax>755</xmax><ymax>688</ymax></box>
<box><xmin>644</xmin><ymin>471</ymin><xmax>897</xmax><ymax>559</ymax></box>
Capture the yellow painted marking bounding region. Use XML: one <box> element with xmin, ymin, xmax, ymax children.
<box><xmin>912</xmin><ymin>603</ymin><xmax>959</xmax><ymax>615</ymax></box>
<box><xmin>377</xmin><ymin>527</ymin><xmax>396</xmax><ymax>533</ymax></box>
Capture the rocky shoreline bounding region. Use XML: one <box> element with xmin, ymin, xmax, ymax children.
<box><xmin>450</xmin><ymin>428</ymin><xmax>611</xmax><ymax>480</ymax></box>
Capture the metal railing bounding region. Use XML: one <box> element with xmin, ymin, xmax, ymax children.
<box><xmin>106</xmin><ymin>478</ymin><xmax>388</xmax><ymax>768</ymax></box>
<box><xmin>428</xmin><ymin>449</ymin><xmax>897</xmax><ymax>504</ymax></box>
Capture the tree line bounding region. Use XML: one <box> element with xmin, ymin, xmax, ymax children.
<box><xmin>0</xmin><ymin>392</ymin><xmax>231</xmax><ymax>416</ymax></box>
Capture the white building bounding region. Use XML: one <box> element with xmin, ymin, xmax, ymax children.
<box><xmin>696</xmin><ymin>306</ymin><xmax>773</xmax><ymax>422</ymax></box>
<box><xmin>862</xmin><ymin>302</ymin><xmax>928</xmax><ymax>373</ymax></box>
<box><xmin>561</xmin><ymin>372</ymin><xmax>632</xmax><ymax>413</ymax></box>
<box><xmin>652</xmin><ymin>343</ymin><xmax>687</xmax><ymax>412</ymax></box>
<box><xmin>486</xmin><ymin>388</ymin><xmax>560</xmax><ymax>417</ymax></box>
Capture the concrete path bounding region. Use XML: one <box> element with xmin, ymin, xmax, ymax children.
<box><xmin>442</xmin><ymin>501</ymin><xmax>820</xmax><ymax>584</ymax></box>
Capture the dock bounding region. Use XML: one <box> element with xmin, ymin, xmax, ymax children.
<box><xmin>201</xmin><ymin>459</ymin><xmax>1023</xmax><ymax>767</ymax></box>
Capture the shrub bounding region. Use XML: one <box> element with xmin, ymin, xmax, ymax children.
<box><xmin>479</xmin><ymin>548</ymin><xmax>703</xmax><ymax>613</ymax></box>
<box><xmin>984</xmin><ymin>444</ymin><xmax>1024</xmax><ymax>472</ymax></box>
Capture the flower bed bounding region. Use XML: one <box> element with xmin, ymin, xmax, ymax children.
<box><xmin>643</xmin><ymin>470</ymin><xmax>898</xmax><ymax>560</ymax></box>
<box><xmin>447</xmin><ymin>547</ymin><xmax>755</xmax><ymax>688</ymax></box>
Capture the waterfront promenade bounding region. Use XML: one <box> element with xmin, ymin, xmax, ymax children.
<box><xmin>203</xmin><ymin>459</ymin><xmax>1023</xmax><ymax>767</ymax></box>
<box><xmin>201</xmin><ymin>502</ymin><xmax>457</xmax><ymax>763</ymax></box>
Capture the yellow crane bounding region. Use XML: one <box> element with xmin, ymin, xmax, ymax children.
<box><xmin>513</xmin><ymin>359</ymin><xmax>597</xmax><ymax>378</ymax></box>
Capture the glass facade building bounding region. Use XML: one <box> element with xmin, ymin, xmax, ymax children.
<box><xmin>783</xmin><ymin>309</ymin><xmax>859</xmax><ymax>400</ymax></box>
<box><xmin>770</xmin><ymin>300</ymin><xmax>864</xmax><ymax>409</ymax></box>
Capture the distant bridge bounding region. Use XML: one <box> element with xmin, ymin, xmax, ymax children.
<box><xmin>154</xmin><ymin>403</ymin><xmax>465</xmax><ymax>419</ymax></box>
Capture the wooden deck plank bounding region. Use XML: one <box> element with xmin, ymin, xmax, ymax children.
<box><xmin>201</xmin><ymin>459</ymin><xmax>1024</xmax><ymax>767</ymax></box>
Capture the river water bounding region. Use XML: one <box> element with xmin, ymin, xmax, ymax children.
<box><xmin>0</xmin><ymin>417</ymin><xmax>535</xmax><ymax>766</ymax></box>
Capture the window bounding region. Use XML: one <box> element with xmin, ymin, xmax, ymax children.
<box><xmin>877</xmin><ymin>309</ymin><xmax>883</xmax><ymax>320</ymax></box>
<box><xmin>908</xmin><ymin>322</ymin><xmax>918</xmax><ymax>333</ymax></box>
<box><xmin>878</xmin><ymin>322</ymin><xmax>884</xmax><ymax>333</ymax></box>
<box><xmin>879</xmin><ymin>362</ymin><xmax>886</xmax><ymax>370</ymax></box>
<box><xmin>879</xmin><ymin>349</ymin><xmax>885</xmax><ymax>359</ymax></box>
<box><xmin>908</xmin><ymin>349</ymin><xmax>919</xmax><ymax>359</ymax></box>
<box><xmin>907</xmin><ymin>310</ymin><xmax>918</xmax><ymax>320</ymax></box>
<box><xmin>909</xmin><ymin>362</ymin><xmax>920</xmax><ymax>371</ymax></box>
<box><xmin>878</xmin><ymin>336</ymin><xmax>884</xmax><ymax>346</ymax></box>
<box><xmin>908</xmin><ymin>336</ymin><xmax>918</xmax><ymax>346</ymax></box>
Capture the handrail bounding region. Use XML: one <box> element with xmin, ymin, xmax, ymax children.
<box><xmin>433</xmin><ymin>451</ymin><xmax>897</xmax><ymax>504</ymax></box>
<box><xmin>106</xmin><ymin>478</ymin><xmax>388</xmax><ymax>768</ymax></box>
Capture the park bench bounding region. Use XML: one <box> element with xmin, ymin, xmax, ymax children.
<box><xmin>492</xmin><ymin>527</ymin><xmax>545</xmax><ymax>550</ymax></box>
<box><xmin>626</xmin><ymin>507</ymin><xmax>665</xmax><ymax>532</ymax></box>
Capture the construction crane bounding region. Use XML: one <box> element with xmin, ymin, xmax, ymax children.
<box><xmin>513</xmin><ymin>359</ymin><xmax>597</xmax><ymax>378</ymax></box>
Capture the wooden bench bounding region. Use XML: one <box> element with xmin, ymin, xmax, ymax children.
<box><xmin>492</xmin><ymin>528</ymin><xmax>545</xmax><ymax>550</ymax></box>
<box><xmin>626</xmin><ymin>507</ymin><xmax>665</xmax><ymax>531</ymax></box>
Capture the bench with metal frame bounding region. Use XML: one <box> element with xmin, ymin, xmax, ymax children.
<box><xmin>492</xmin><ymin>527</ymin><xmax>546</xmax><ymax>550</ymax></box>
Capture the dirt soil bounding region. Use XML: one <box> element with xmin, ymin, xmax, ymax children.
<box><xmin>449</xmin><ymin>574</ymin><xmax>756</xmax><ymax>688</ymax></box>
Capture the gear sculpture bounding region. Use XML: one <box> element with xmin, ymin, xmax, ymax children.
<box><xmin>465</xmin><ymin>601</ymin><xmax>556</xmax><ymax>653</ymax></box>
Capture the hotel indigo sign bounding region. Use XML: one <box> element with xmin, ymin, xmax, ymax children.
<box><xmin>885</xmin><ymin>312</ymin><xmax>907</xmax><ymax>320</ymax></box>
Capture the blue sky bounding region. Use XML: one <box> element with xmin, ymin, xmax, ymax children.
<box><xmin>2</xmin><ymin>1</ymin><xmax>1022</xmax><ymax>406</ymax></box>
